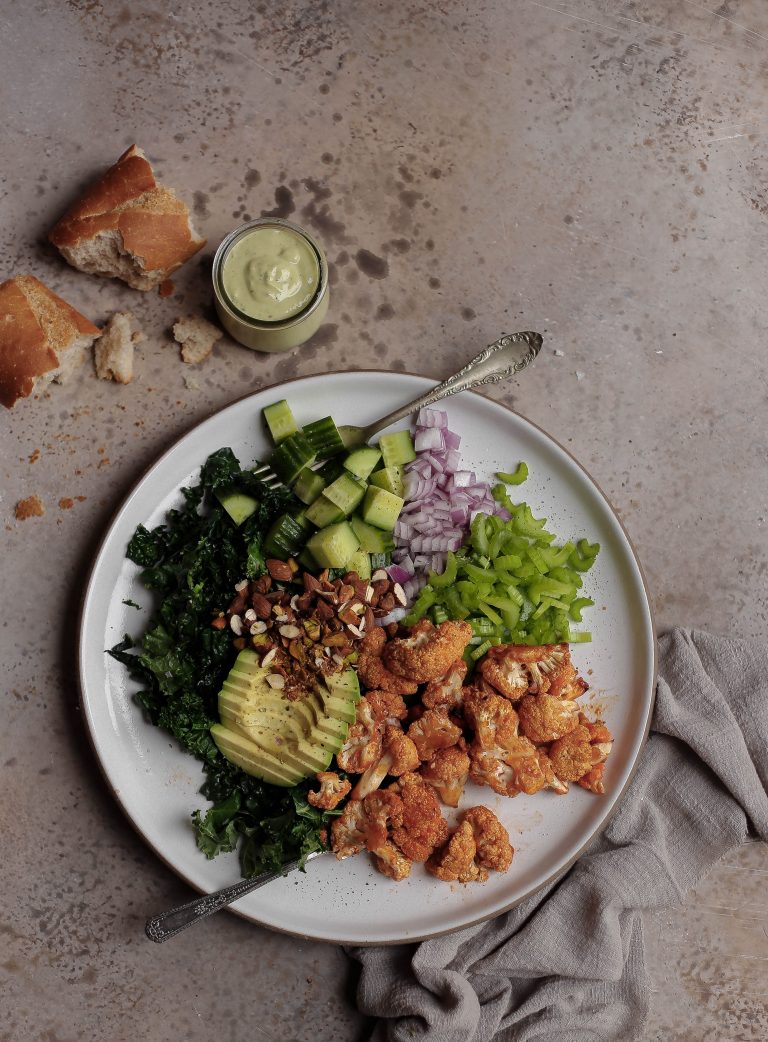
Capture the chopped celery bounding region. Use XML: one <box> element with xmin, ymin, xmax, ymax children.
<box><xmin>496</xmin><ymin>462</ymin><xmax>528</xmax><ymax>485</ymax></box>
<box><xmin>470</xmin><ymin>639</ymin><xmax>493</xmax><ymax>662</ymax></box>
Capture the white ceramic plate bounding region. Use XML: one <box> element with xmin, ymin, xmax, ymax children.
<box><xmin>79</xmin><ymin>371</ymin><xmax>656</xmax><ymax>945</ymax></box>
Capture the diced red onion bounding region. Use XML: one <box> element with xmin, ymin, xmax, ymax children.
<box><xmin>443</xmin><ymin>429</ymin><xmax>462</xmax><ymax>450</ymax></box>
<box><xmin>416</xmin><ymin>407</ymin><xmax>448</xmax><ymax>429</ymax></box>
<box><xmin>414</xmin><ymin>428</ymin><xmax>444</xmax><ymax>452</ymax></box>
<box><xmin>376</xmin><ymin>606</ymin><xmax>408</xmax><ymax>627</ymax></box>
<box><xmin>387</xmin><ymin>564</ymin><xmax>412</xmax><ymax>586</ymax></box>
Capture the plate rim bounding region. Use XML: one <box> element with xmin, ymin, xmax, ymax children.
<box><xmin>77</xmin><ymin>368</ymin><xmax>657</xmax><ymax>945</ymax></box>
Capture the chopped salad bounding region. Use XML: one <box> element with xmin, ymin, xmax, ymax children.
<box><xmin>110</xmin><ymin>400</ymin><xmax>607</xmax><ymax>884</ymax></box>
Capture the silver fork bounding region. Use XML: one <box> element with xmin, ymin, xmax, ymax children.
<box><xmin>251</xmin><ymin>330</ymin><xmax>542</xmax><ymax>489</ymax></box>
<box><xmin>145</xmin><ymin>849</ymin><xmax>325</xmax><ymax>942</ymax></box>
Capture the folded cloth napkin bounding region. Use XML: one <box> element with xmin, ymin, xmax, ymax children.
<box><xmin>347</xmin><ymin>628</ymin><xmax>768</xmax><ymax>1041</ymax></box>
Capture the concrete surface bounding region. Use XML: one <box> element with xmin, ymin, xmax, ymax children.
<box><xmin>2</xmin><ymin>0</ymin><xmax>767</xmax><ymax>1039</ymax></box>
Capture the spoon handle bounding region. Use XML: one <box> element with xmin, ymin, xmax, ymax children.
<box><xmin>145</xmin><ymin>851</ymin><xmax>322</xmax><ymax>943</ymax></box>
<box><xmin>360</xmin><ymin>330</ymin><xmax>543</xmax><ymax>441</ymax></box>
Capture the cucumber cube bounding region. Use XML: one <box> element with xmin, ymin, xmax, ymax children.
<box><xmin>344</xmin><ymin>549</ymin><xmax>372</xmax><ymax>581</ymax></box>
<box><xmin>305</xmin><ymin>494</ymin><xmax>346</xmax><ymax>527</ymax></box>
<box><xmin>378</xmin><ymin>430</ymin><xmax>416</xmax><ymax>468</ymax></box>
<box><xmin>350</xmin><ymin>515</ymin><xmax>395</xmax><ymax>554</ymax></box>
<box><xmin>368</xmin><ymin>465</ymin><xmax>405</xmax><ymax>498</ymax></box>
<box><xmin>294</xmin><ymin>468</ymin><xmax>326</xmax><ymax>505</ymax></box>
<box><xmin>306</xmin><ymin>522</ymin><xmax>360</xmax><ymax>569</ymax></box>
<box><xmin>343</xmin><ymin>446</ymin><xmax>382</xmax><ymax>481</ymax></box>
<box><xmin>323</xmin><ymin>473</ymin><xmax>367</xmax><ymax>515</ymax></box>
<box><xmin>361</xmin><ymin>485</ymin><xmax>404</xmax><ymax>531</ymax></box>
<box><xmin>217</xmin><ymin>488</ymin><xmax>259</xmax><ymax>526</ymax></box>
<box><xmin>270</xmin><ymin>432</ymin><xmax>316</xmax><ymax>484</ymax></box>
<box><xmin>263</xmin><ymin>399</ymin><xmax>299</xmax><ymax>444</ymax></box>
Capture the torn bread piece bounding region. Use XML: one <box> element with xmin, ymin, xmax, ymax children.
<box><xmin>0</xmin><ymin>275</ymin><xmax>101</xmax><ymax>409</ymax></box>
<box><xmin>49</xmin><ymin>145</ymin><xmax>206</xmax><ymax>291</ymax></box>
<box><xmin>94</xmin><ymin>311</ymin><xmax>144</xmax><ymax>383</ymax></box>
<box><xmin>173</xmin><ymin>314</ymin><xmax>222</xmax><ymax>364</ymax></box>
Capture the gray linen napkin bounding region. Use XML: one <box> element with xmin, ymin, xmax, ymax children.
<box><xmin>347</xmin><ymin>628</ymin><xmax>768</xmax><ymax>1041</ymax></box>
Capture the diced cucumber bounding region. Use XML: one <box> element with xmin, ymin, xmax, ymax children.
<box><xmin>294</xmin><ymin>468</ymin><xmax>326</xmax><ymax>506</ymax></box>
<box><xmin>344</xmin><ymin>549</ymin><xmax>371</xmax><ymax>581</ymax></box>
<box><xmin>263</xmin><ymin>399</ymin><xmax>299</xmax><ymax>444</ymax></box>
<box><xmin>263</xmin><ymin>513</ymin><xmax>311</xmax><ymax>560</ymax></box>
<box><xmin>361</xmin><ymin>485</ymin><xmax>405</xmax><ymax>531</ymax></box>
<box><xmin>306</xmin><ymin>522</ymin><xmax>360</xmax><ymax>569</ymax></box>
<box><xmin>343</xmin><ymin>446</ymin><xmax>382</xmax><ymax>481</ymax></box>
<box><xmin>298</xmin><ymin>546</ymin><xmax>318</xmax><ymax>571</ymax></box>
<box><xmin>316</xmin><ymin>456</ymin><xmax>346</xmax><ymax>484</ymax></box>
<box><xmin>217</xmin><ymin>487</ymin><xmax>258</xmax><ymax>526</ymax></box>
<box><xmin>369</xmin><ymin>551</ymin><xmax>391</xmax><ymax>571</ymax></box>
<box><xmin>369</xmin><ymin>465</ymin><xmax>405</xmax><ymax>498</ymax></box>
<box><xmin>350</xmin><ymin>515</ymin><xmax>395</xmax><ymax>554</ymax></box>
<box><xmin>323</xmin><ymin>473</ymin><xmax>367</xmax><ymax>515</ymax></box>
<box><xmin>305</xmin><ymin>494</ymin><xmax>346</xmax><ymax>527</ymax></box>
<box><xmin>303</xmin><ymin>417</ymin><xmax>345</xmax><ymax>459</ymax></box>
<box><xmin>270</xmin><ymin>432</ymin><xmax>317</xmax><ymax>485</ymax></box>
<box><xmin>378</xmin><ymin>430</ymin><xmax>416</xmax><ymax>468</ymax></box>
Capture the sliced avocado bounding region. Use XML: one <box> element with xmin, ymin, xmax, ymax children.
<box><xmin>213</xmin><ymin>649</ymin><xmax>355</xmax><ymax>784</ymax></box>
<box><xmin>326</xmin><ymin>668</ymin><xmax>361</xmax><ymax>704</ymax></box>
<box><xmin>211</xmin><ymin>724</ymin><xmax>304</xmax><ymax>787</ymax></box>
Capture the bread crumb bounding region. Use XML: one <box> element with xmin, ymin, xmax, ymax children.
<box><xmin>15</xmin><ymin>495</ymin><xmax>45</xmax><ymax>519</ymax></box>
<box><xmin>59</xmin><ymin>498</ymin><xmax>74</xmax><ymax>510</ymax></box>
<box><xmin>159</xmin><ymin>279</ymin><xmax>175</xmax><ymax>297</ymax></box>
<box><xmin>173</xmin><ymin>315</ymin><xmax>223</xmax><ymax>365</ymax></box>
<box><xmin>94</xmin><ymin>311</ymin><xmax>145</xmax><ymax>383</ymax></box>
<box><xmin>29</xmin><ymin>449</ymin><xmax>41</xmax><ymax>464</ymax></box>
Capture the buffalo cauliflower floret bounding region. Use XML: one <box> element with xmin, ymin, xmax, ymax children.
<box><xmin>420</xmin><ymin>745</ymin><xmax>471</xmax><ymax>807</ymax></box>
<box><xmin>463</xmin><ymin>806</ymin><xmax>514</xmax><ymax>872</ymax></box>
<box><xmin>407</xmin><ymin>708</ymin><xmax>463</xmax><ymax>760</ymax></box>
<box><xmin>548</xmin><ymin>717</ymin><xmax>613</xmax><ymax>793</ymax></box>
<box><xmin>422</xmin><ymin>658</ymin><xmax>468</xmax><ymax>710</ymax></box>
<box><xmin>463</xmin><ymin>687</ymin><xmax>558</xmax><ymax>797</ymax></box>
<box><xmin>363</xmin><ymin>790</ymin><xmax>412</xmax><ymax>881</ymax></box>
<box><xmin>383</xmin><ymin>619</ymin><xmax>473</xmax><ymax>683</ymax></box>
<box><xmin>351</xmin><ymin>723</ymin><xmax>420</xmax><ymax>800</ymax></box>
<box><xmin>336</xmin><ymin>699</ymin><xmax>383</xmax><ymax>774</ymax></box>
<box><xmin>426</xmin><ymin>805</ymin><xmax>513</xmax><ymax>883</ymax></box>
<box><xmin>388</xmin><ymin>771</ymin><xmax>449</xmax><ymax>862</ymax></box>
<box><xmin>307</xmin><ymin>771</ymin><xmax>351</xmax><ymax>810</ymax></box>
<box><xmin>479</xmin><ymin>643</ymin><xmax>583</xmax><ymax>700</ymax></box>
<box><xmin>364</xmin><ymin>688</ymin><xmax>408</xmax><ymax>724</ymax></box>
<box><xmin>357</xmin><ymin>636</ymin><xmax>419</xmax><ymax>696</ymax></box>
<box><xmin>330</xmin><ymin>798</ymin><xmax>368</xmax><ymax>859</ymax></box>
<box><xmin>426</xmin><ymin>820</ymin><xmax>483</xmax><ymax>882</ymax></box>
<box><xmin>517</xmin><ymin>693</ymin><xmax>580</xmax><ymax>744</ymax></box>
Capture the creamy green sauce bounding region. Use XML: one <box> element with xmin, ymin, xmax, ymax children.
<box><xmin>222</xmin><ymin>226</ymin><xmax>319</xmax><ymax>322</ymax></box>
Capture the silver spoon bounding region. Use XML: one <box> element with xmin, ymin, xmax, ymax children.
<box><xmin>146</xmin><ymin>850</ymin><xmax>325</xmax><ymax>942</ymax></box>
<box><xmin>252</xmin><ymin>330</ymin><xmax>543</xmax><ymax>487</ymax></box>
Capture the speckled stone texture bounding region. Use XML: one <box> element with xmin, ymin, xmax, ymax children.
<box><xmin>1</xmin><ymin>1</ymin><xmax>766</xmax><ymax>1040</ymax></box>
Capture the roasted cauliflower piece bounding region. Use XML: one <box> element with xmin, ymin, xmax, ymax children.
<box><xmin>388</xmin><ymin>771</ymin><xmax>449</xmax><ymax>862</ymax></box>
<box><xmin>548</xmin><ymin>717</ymin><xmax>613</xmax><ymax>793</ymax></box>
<box><xmin>426</xmin><ymin>820</ymin><xmax>482</xmax><ymax>882</ymax></box>
<box><xmin>479</xmin><ymin>643</ymin><xmax>585</xmax><ymax>701</ymax></box>
<box><xmin>357</xmin><ymin>639</ymin><xmax>419</xmax><ymax>696</ymax></box>
<box><xmin>364</xmin><ymin>688</ymin><xmax>408</xmax><ymax>725</ymax></box>
<box><xmin>421</xmin><ymin>658</ymin><xmax>468</xmax><ymax>710</ymax></box>
<box><xmin>517</xmin><ymin>693</ymin><xmax>580</xmax><ymax>744</ymax></box>
<box><xmin>383</xmin><ymin>619</ymin><xmax>473</xmax><ymax>683</ymax></box>
<box><xmin>463</xmin><ymin>805</ymin><xmax>514</xmax><ymax>873</ymax></box>
<box><xmin>463</xmin><ymin>686</ymin><xmax>558</xmax><ymax>797</ymax></box>
<box><xmin>330</xmin><ymin>798</ymin><xmax>368</xmax><ymax>859</ymax></box>
<box><xmin>363</xmin><ymin>790</ymin><xmax>412</xmax><ymax>881</ymax></box>
<box><xmin>307</xmin><ymin>771</ymin><xmax>351</xmax><ymax>810</ymax></box>
<box><xmin>407</xmin><ymin>708</ymin><xmax>463</xmax><ymax>761</ymax></box>
<box><xmin>420</xmin><ymin>745</ymin><xmax>471</xmax><ymax>807</ymax></box>
<box><xmin>351</xmin><ymin>723</ymin><xmax>420</xmax><ymax>800</ymax></box>
<box><xmin>427</xmin><ymin>805</ymin><xmax>513</xmax><ymax>882</ymax></box>
<box><xmin>336</xmin><ymin>699</ymin><xmax>383</xmax><ymax>774</ymax></box>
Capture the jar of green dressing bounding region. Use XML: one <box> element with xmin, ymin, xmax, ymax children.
<box><xmin>212</xmin><ymin>218</ymin><xmax>329</xmax><ymax>352</ymax></box>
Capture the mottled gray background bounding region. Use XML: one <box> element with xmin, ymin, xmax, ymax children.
<box><xmin>1</xmin><ymin>1</ymin><xmax>767</xmax><ymax>1039</ymax></box>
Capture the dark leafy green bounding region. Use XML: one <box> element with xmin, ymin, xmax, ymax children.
<box><xmin>108</xmin><ymin>447</ymin><xmax>333</xmax><ymax>876</ymax></box>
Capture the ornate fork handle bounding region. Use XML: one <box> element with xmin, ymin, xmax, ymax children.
<box><xmin>145</xmin><ymin>850</ymin><xmax>323</xmax><ymax>943</ymax></box>
<box><xmin>359</xmin><ymin>330</ymin><xmax>542</xmax><ymax>442</ymax></box>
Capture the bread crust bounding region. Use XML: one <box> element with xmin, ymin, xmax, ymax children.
<box><xmin>49</xmin><ymin>145</ymin><xmax>206</xmax><ymax>287</ymax></box>
<box><xmin>0</xmin><ymin>275</ymin><xmax>99</xmax><ymax>408</ymax></box>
